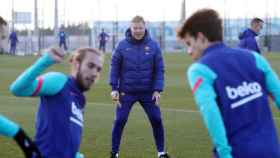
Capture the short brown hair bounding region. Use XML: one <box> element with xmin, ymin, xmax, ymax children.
<box><xmin>251</xmin><ymin>18</ymin><xmax>264</xmax><ymax>25</ymax></box>
<box><xmin>177</xmin><ymin>8</ymin><xmax>223</xmax><ymax>42</ymax></box>
<box><xmin>0</xmin><ymin>16</ymin><xmax>7</xmax><ymax>26</ymax></box>
<box><xmin>70</xmin><ymin>47</ymin><xmax>102</xmax><ymax>63</ymax></box>
<box><xmin>131</xmin><ymin>15</ymin><xmax>145</xmax><ymax>24</ymax></box>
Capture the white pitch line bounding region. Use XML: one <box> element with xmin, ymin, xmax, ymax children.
<box><xmin>0</xmin><ymin>96</ymin><xmax>199</xmax><ymax>113</ymax></box>
<box><xmin>1</xmin><ymin>95</ymin><xmax>280</xmax><ymax>120</ymax></box>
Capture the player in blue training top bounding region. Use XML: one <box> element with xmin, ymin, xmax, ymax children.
<box><xmin>58</xmin><ymin>28</ymin><xmax>68</xmax><ymax>51</ymax></box>
<box><xmin>238</xmin><ymin>18</ymin><xmax>264</xmax><ymax>54</ymax></box>
<box><xmin>10</xmin><ymin>47</ymin><xmax>104</xmax><ymax>158</ymax></box>
<box><xmin>177</xmin><ymin>8</ymin><xmax>280</xmax><ymax>158</ymax></box>
<box><xmin>98</xmin><ymin>28</ymin><xmax>109</xmax><ymax>53</ymax></box>
<box><xmin>9</xmin><ymin>30</ymin><xmax>18</xmax><ymax>55</ymax></box>
<box><xmin>0</xmin><ymin>114</ymin><xmax>42</xmax><ymax>158</ymax></box>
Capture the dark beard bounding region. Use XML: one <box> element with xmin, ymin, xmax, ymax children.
<box><xmin>76</xmin><ymin>69</ymin><xmax>90</xmax><ymax>92</ymax></box>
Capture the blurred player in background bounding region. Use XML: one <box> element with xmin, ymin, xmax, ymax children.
<box><xmin>238</xmin><ymin>18</ymin><xmax>264</xmax><ymax>54</ymax></box>
<box><xmin>58</xmin><ymin>27</ymin><xmax>68</xmax><ymax>51</ymax></box>
<box><xmin>9</xmin><ymin>30</ymin><xmax>18</xmax><ymax>55</ymax></box>
<box><xmin>98</xmin><ymin>28</ymin><xmax>110</xmax><ymax>53</ymax></box>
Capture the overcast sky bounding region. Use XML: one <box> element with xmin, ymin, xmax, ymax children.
<box><xmin>0</xmin><ymin>0</ymin><xmax>279</xmax><ymax>28</ymax></box>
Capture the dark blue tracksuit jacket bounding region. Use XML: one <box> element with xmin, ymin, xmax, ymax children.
<box><xmin>238</xmin><ymin>28</ymin><xmax>261</xmax><ymax>54</ymax></box>
<box><xmin>109</xmin><ymin>29</ymin><xmax>166</xmax><ymax>153</ymax></box>
<box><xmin>109</xmin><ymin>29</ymin><xmax>164</xmax><ymax>93</ymax></box>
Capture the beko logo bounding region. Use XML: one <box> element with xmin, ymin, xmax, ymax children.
<box><xmin>225</xmin><ymin>82</ymin><xmax>263</xmax><ymax>109</ymax></box>
<box><xmin>70</xmin><ymin>102</ymin><xmax>84</xmax><ymax>127</ymax></box>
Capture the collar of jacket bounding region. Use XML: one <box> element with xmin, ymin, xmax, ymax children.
<box><xmin>239</xmin><ymin>28</ymin><xmax>258</xmax><ymax>40</ymax></box>
<box><xmin>201</xmin><ymin>42</ymin><xmax>226</xmax><ymax>58</ymax></box>
<box><xmin>248</xmin><ymin>28</ymin><xmax>258</xmax><ymax>36</ymax></box>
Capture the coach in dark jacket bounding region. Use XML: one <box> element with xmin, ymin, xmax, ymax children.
<box><xmin>109</xmin><ymin>16</ymin><xmax>169</xmax><ymax>158</ymax></box>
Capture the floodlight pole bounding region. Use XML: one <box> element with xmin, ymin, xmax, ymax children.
<box><xmin>54</xmin><ymin>0</ymin><xmax>59</xmax><ymax>37</ymax></box>
<box><xmin>34</xmin><ymin>0</ymin><xmax>41</xmax><ymax>52</ymax></box>
<box><xmin>12</xmin><ymin>0</ymin><xmax>15</xmax><ymax>30</ymax></box>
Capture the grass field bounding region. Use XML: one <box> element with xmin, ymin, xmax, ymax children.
<box><xmin>0</xmin><ymin>52</ymin><xmax>280</xmax><ymax>158</ymax></box>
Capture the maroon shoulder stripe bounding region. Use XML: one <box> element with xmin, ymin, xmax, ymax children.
<box><xmin>192</xmin><ymin>78</ymin><xmax>203</xmax><ymax>94</ymax></box>
<box><xmin>32</xmin><ymin>77</ymin><xmax>43</xmax><ymax>96</ymax></box>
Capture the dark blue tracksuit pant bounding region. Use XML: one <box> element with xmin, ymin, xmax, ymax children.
<box><xmin>59</xmin><ymin>41</ymin><xmax>67</xmax><ymax>50</ymax></box>
<box><xmin>10</xmin><ymin>44</ymin><xmax>16</xmax><ymax>55</ymax></box>
<box><xmin>99</xmin><ymin>42</ymin><xmax>106</xmax><ymax>52</ymax></box>
<box><xmin>111</xmin><ymin>92</ymin><xmax>165</xmax><ymax>153</ymax></box>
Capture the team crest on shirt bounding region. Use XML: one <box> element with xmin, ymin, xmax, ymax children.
<box><xmin>145</xmin><ymin>46</ymin><xmax>150</xmax><ymax>55</ymax></box>
<box><xmin>70</xmin><ymin>91</ymin><xmax>78</xmax><ymax>96</ymax></box>
<box><xmin>145</xmin><ymin>46</ymin><xmax>150</xmax><ymax>51</ymax></box>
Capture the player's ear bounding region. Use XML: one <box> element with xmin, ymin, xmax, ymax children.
<box><xmin>69</xmin><ymin>54</ymin><xmax>80</xmax><ymax>70</ymax></box>
<box><xmin>75</xmin><ymin>61</ymin><xmax>80</xmax><ymax>70</ymax></box>
<box><xmin>71</xmin><ymin>59</ymin><xmax>80</xmax><ymax>70</ymax></box>
<box><xmin>197</xmin><ymin>32</ymin><xmax>207</xmax><ymax>43</ymax></box>
<box><xmin>69</xmin><ymin>54</ymin><xmax>74</xmax><ymax>63</ymax></box>
<box><xmin>197</xmin><ymin>32</ymin><xmax>204</xmax><ymax>40</ymax></box>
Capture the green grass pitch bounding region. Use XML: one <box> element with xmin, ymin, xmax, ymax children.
<box><xmin>0</xmin><ymin>52</ymin><xmax>280</xmax><ymax>158</ymax></box>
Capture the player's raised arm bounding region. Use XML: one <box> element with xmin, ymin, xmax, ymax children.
<box><xmin>9</xmin><ymin>48</ymin><xmax>67</xmax><ymax>96</ymax></box>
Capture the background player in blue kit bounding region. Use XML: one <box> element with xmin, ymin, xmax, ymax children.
<box><xmin>10</xmin><ymin>47</ymin><xmax>104</xmax><ymax>158</ymax></box>
<box><xmin>0</xmin><ymin>114</ymin><xmax>42</xmax><ymax>158</ymax></box>
<box><xmin>58</xmin><ymin>28</ymin><xmax>68</xmax><ymax>51</ymax></box>
<box><xmin>177</xmin><ymin>8</ymin><xmax>280</xmax><ymax>158</ymax></box>
<box><xmin>98</xmin><ymin>28</ymin><xmax>110</xmax><ymax>53</ymax></box>
<box><xmin>109</xmin><ymin>15</ymin><xmax>169</xmax><ymax>158</ymax></box>
<box><xmin>9</xmin><ymin>30</ymin><xmax>18</xmax><ymax>55</ymax></box>
<box><xmin>238</xmin><ymin>18</ymin><xmax>264</xmax><ymax>54</ymax></box>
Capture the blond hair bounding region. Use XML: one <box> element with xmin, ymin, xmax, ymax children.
<box><xmin>69</xmin><ymin>47</ymin><xmax>103</xmax><ymax>64</ymax></box>
<box><xmin>131</xmin><ymin>15</ymin><xmax>145</xmax><ymax>24</ymax></box>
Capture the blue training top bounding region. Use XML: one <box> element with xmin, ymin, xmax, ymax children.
<box><xmin>238</xmin><ymin>28</ymin><xmax>261</xmax><ymax>54</ymax></box>
<box><xmin>187</xmin><ymin>42</ymin><xmax>280</xmax><ymax>158</ymax></box>
<box><xmin>9</xmin><ymin>31</ymin><xmax>18</xmax><ymax>46</ymax></box>
<box><xmin>10</xmin><ymin>53</ymin><xmax>85</xmax><ymax>158</ymax></box>
<box><xmin>99</xmin><ymin>32</ymin><xmax>109</xmax><ymax>44</ymax></box>
<box><xmin>109</xmin><ymin>29</ymin><xmax>165</xmax><ymax>93</ymax></box>
<box><xmin>59</xmin><ymin>31</ymin><xmax>66</xmax><ymax>42</ymax></box>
